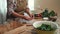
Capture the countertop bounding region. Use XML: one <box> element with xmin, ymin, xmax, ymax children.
<box><xmin>4</xmin><ymin>24</ymin><xmax>60</xmax><ymax>34</ymax></box>
<box><xmin>4</xmin><ymin>24</ymin><xmax>34</xmax><ymax>34</ymax></box>
<box><xmin>3</xmin><ymin>19</ymin><xmax>60</xmax><ymax>34</ymax></box>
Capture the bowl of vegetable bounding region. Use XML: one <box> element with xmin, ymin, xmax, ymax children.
<box><xmin>33</xmin><ymin>21</ymin><xmax>59</xmax><ymax>34</ymax></box>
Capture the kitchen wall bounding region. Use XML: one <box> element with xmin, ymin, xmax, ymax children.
<box><xmin>34</xmin><ymin>0</ymin><xmax>60</xmax><ymax>24</ymax></box>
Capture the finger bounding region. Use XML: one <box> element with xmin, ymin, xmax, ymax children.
<box><xmin>28</xmin><ymin>18</ymin><xmax>32</xmax><ymax>20</ymax></box>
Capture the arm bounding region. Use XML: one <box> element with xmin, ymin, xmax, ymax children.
<box><xmin>12</xmin><ymin>11</ymin><xmax>32</xmax><ymax>20</ymax></box>
<box><xmin>25</xmin><ymin>8</ymin><xmax>33</xmax><ymax>18</ymax></box>
<box><xmin>25</xmin><ymin>8</ymin><xmax>31</xmax><ymax>16</ymax></box>
<box><xmin>12</xmin><ymin>11</ymin><xmax>25</xmax><ymax>19</ymax></box>
<box><xmin>8</xmin><ymin>8</ymin><xmax>32</xmax><ymax>20</ymax></box>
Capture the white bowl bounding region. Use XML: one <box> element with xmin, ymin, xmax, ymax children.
<box><xmin>33</xmin><ymin>21</ymin><xmax>59</xmax><ymax>29</ymax></box>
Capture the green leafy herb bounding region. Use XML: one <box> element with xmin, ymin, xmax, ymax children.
<box><xmin>49</xmin><ymin>10</ymin><xmax>56</xmax><ymax>16</ymax></box>
<box><xmin>36</xmin><ymin>24</ymin><xmax>56</xmax><ymax>31</ymax></box>
<box><xmin>41</xmin><ymin>9</ymin><xmax>49</xmax><ymax>18</ymax></box>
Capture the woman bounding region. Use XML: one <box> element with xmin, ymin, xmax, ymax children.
<box><xmin>7</xmin><ymin>0</ymin><xmax>33</xmax><ymax>21</ymax></box>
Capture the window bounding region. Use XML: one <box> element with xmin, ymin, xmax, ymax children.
<box><xmin>28</xmin><ymin>0</ymin><xmax>34</xmax><ymax>11</ymax></box>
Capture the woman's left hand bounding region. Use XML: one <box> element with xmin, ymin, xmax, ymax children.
<box><xmin>29</xmin><ymin>14</ymin><xmax>34</xmax><ymax>19</ymax></box>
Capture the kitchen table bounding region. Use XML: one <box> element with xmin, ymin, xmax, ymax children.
<box><xmin>4</xmin><ymin>24</ymin><xmax>59</xmax><ymax>34</ymax></box>
<box><xmin>4</xmin><ymin>19</ymin><xmax>60</xmax><ymax>34</ymax></box>
<box><xmin>4</xmin><ymin>24</ymin><xmax>37</xmax><ymax>34</ymax></box>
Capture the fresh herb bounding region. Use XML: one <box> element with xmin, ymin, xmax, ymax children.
<box><xmin>49</xmin><ymin>10</ymin><xmax>56</xmax><ymax>16</ymax></box>
<box><xmin>37</xmin><ymin>24</ymin><xmax>56</xmax><ymax>31</ymax></box>
<box><xmin>41</xmin><ymin>9</ymin><xmax>49</xmax><ymax>18</ymax></box>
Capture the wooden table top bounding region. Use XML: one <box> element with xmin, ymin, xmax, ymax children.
<box><xmin>4</xmin><ymin>18</ymin><xmax>59</xmax><ymax>34</ymax></box>
<box><xmin>4</xmin><ymin>24</ymin><xmax>36</xmax><ymax>34</ymax></box>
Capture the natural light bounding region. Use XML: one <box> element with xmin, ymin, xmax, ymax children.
<box><xmin>28</xmin><ymin>0</ymin><xmax>34</xmax><ymax>11</ymax></box>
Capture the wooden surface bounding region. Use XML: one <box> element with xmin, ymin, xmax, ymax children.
<box><xmin>0</xmin><ymin>19</ymin><xmax>60</xmax><ymax>34</ymax></box>
<box><xmin>3</xmin><ymin>24</ymin><xmax>59</xmax><ymax>34</ymax></box>
<box><xmin>4</xmin><ymin>24</ymin><xmax>34</xmax><ymax>34</ymax></box>
<box><xmin>0</xmin><ymin>21</ymin><xmax>23</xmax><ymax>34</ymax></box>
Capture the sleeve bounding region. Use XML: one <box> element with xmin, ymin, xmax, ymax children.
<box><xmin>7</xmin><ymin>0</ymin><xmax>14</xmax><ymax>15</ymax></box>
<box><xmin>8</xmin><ymin>8</ymin><xmax>14</xmax><ymax>15</ymax></box>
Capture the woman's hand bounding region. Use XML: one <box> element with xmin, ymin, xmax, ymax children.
<box><xmin>29</xmin><ymin>14</ymin><xmax>34</xmax><ymax>19</ymax></box>
<box><xmin>24</xmin><ymin>16</ymin><xmax>33</xmax><ymax>20</ymax></box>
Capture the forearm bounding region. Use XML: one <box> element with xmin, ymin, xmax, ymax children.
<box><xmin>25</xmin><ymin>8</ymin><xmax>31</xmax><ymax>16</ymax></box>
<box><xmin>12</xmin><ymin>11</ymin><xmax>25</xmax><ymax>19</ymax></box>
<box><xmin>26</xmin><ymin>11</ymin><xmax>31</xmax><ymax>16</ymax></box>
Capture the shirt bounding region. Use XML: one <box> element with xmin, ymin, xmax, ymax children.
<box><xmin>7</xmin><ymin>0</ymin><xmax>17</xmax><ymax>15</ymax></box>
<box><xmin>7</xmin><ymin>0</ymin><xmax>17</xmax><ymax>19</ymax></box>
